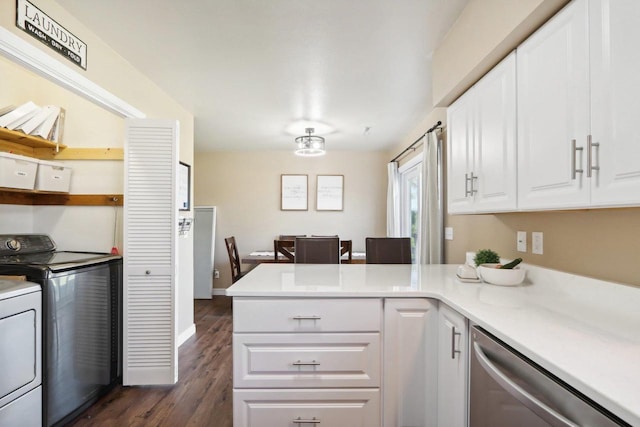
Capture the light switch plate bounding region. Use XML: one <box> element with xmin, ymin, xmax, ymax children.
<box><xmin>517</xmin><ymin>231</ymin><xmax>527</xmax><ymax>252</ymax></box>
<box><xmin>532</xmin><ymin>232</ymin><xmax>543</xmax><ymax>255</ymax></box>
<box><xmin>444</xmin><ymin>227</ymin><xmax>454</xmax><ymax>240</ymax></box>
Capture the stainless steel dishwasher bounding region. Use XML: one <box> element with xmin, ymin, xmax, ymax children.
<box><xmin>469</xmin><ymin>325</ymin><xmax>629</xmax><ymax>427</ymax></box>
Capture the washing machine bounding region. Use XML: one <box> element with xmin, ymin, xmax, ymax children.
<box><xmin>0</xmin><ymin>279</ymin><xmax>42</xmax><ymax>427</ymax></box>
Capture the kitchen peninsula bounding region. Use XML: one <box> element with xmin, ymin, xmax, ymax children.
<box><xmin>226</xmin><ymin>263</ymin><xmax>639</xmax><ymax>426</ymax></box>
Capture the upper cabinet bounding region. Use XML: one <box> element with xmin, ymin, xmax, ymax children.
<box><xmin>447</xmin><ymin>52</ymin><xmax>517</xmax><ymax>214</ymax></box>
<box><xmin>588</xmin><ymin>0</ymin><xmax>640</xmax><ymax>206</ymax></box>
<box><xmin>448</xmin><ymin>0</ymin><xmax>640</xmax><ymax>214</ymax></box>
<box><xmin>518</xmin><ymin>0</ymin><xmax>640</xmax><ymax>210</ymax></box>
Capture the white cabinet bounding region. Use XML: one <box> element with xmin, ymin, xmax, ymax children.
<box><xmin>232</xmin><ymin>298</ymin><xmax>382</xmax><ymax>427</ymax></box>
<box><xmin>589</xmin><ymin>0</ymin><xmax>640</xmax><ymax>206</ymax></box>
<box><xmin>518</xmin><ymin>0</ymin><xmax>640</xmax><ymax>210</ymax></box>
<box><xmin>437</xmin><ymin>303</ymin><xmax>468</xmax><ymax>427</ymax></box>
<box><xmin>447</xmin><ymin>52</ymin><xmax>517</xmax><ymax>214</ymax></box>
<box><xmin>234</xmin><ymin>389</ymin><xmax>380</xmax><ymax>427</ymax></box>
<box><xmin>383</xmin><ymin>298</ymin><xmax>438</xmax><ymax>427</ymax></box>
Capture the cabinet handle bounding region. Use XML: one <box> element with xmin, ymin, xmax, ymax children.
<box><xmin>451</xmin><ymin>326</ymin><xmax>462</xmax><ymax>359</ymax></box>
<box><xmin>293</xmin><ymin>417</ymin><xmax>320</xmax><ymax>424</ymax></box>
<box><xmin>470</xmin><ymin>172</ymin><xmax>478</xmax><ymax>195</ymax></box>
<box><xmin>465</xmin><ymin>173</ymin><xmax>478</xmax><ymax>196</ymax></box>
<box><xmin>465</xmin><ymin>173</ymin><xmax>471</xmax><ymax>196</ymax></box>
<box><xmin>293</xmin><ymin>360</ymin><xmax>320</xmax><ymax>366</ymax></box>
<box><xmin>587</xmin><ymin>134</ymin><xmax>600</xmax><ymax>178</ymax></box>
<box><xmin>292</xmin><ymin>315</ymin><xmax>321</xmax><ymax>320</ymax></box>
<box><xmin>571</xmin><ymin>139</ymin><xmax>584</xmax><ymax>180</ymax></box>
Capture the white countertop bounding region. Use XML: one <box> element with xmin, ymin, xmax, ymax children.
<box><xmin>226</xmin><ymin>263</ymin><xmax>640</xmax><ymax>426</ymax></box>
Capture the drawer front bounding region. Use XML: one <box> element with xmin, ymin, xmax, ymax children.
<box><xmin>234</xmin><ymin>333</ymin><xmax>380</xmax><ymax>388</ymax></box>
<box><xmin>234</xmin><ymin>388</ymin><xmax>380</xmax><ymax>427</ymax></box>
<box><xmin>233</xmin><ymin>298</ymin><xmax>382</xmax><ymax>332</ymax></box>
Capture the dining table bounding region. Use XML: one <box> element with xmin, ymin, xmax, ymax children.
<box><xmin>242</xmin><ymin>250</ymin><xmax>366</xmax><ymax>264</ymax></box>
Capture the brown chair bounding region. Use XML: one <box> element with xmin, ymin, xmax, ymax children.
<box><xmin>365</xmin><ymin>237</ymin><xmax>412</xmax><ymax>264</ymax></box>
<box><xmin>294</xmin><ymin>237</ymin><xmax>340</xmax><ymax>264</ymax></box>
<box><xmin>274</xmin><ymin>239</ymin><xmax>295</xmax><ymax>262</ymax></box>
<box><xmin>225</xmin><ymin>236</ymin><xmax>246</xmax><ymax>283</ymax></box>
<box><xmin>279</xmin><ymin>234</ymin><xmax>306</xmax><ymax>241</ymax></box>
<box><xmin>340</xmin><ymin>240</ymin><xmax>353</xmax><ymax>263</ymax></box>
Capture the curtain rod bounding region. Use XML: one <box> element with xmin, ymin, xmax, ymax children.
<box><xmin>389</xmin><ymin>120</ymin><xmax>442</xmax><ymax>163</ymax></box>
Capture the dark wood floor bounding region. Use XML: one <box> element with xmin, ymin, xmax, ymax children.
<box><xmin>68</xmin><ymin>297</ymin><xmax>233</xmax><ymax>427</ymax></box>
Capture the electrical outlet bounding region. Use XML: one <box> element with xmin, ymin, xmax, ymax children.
<box><xmin>445</xmin><ymin>227</ymin><xmax>454</xmax><ymax>240</ymax></box>
<box><xmin>532</xmin><ymin>232</ymin><xmax>544</xmax><ymax>255</ymax></box>
<box><xmin>517</xmin><ymin>231</ymin><xmax>527</xmax><ymax>252</ymax></box>
<box><xmin>214</xmin><ymin>269</ymin><xmax>220</xmax><ymax>279</ymax></box>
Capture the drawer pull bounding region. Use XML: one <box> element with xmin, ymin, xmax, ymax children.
<box><xmin>293</xmin><ymin>360</ymin><xmax>320</xmax><ymax>366</ymax></box>
<box><xmin>293</xmin><ymin>417</ymin><xmax>320</xmax><ymax>424</ymax></box>
<box><xmin>292</xmin><ymin>315</ymin><xmax>321</xmax><ymax>320</ymax></box>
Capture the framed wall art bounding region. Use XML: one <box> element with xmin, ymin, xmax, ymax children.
<box><xmin>281</xmin><ymin>174</ymin><xmax>308</xmax><ymax>210</ymax></box>
<box><xmin>316</xmin><ymin>175</ymin><xmax>344</xmax><ymax>211</ymax></box>
<box><xmin>178</xmin><ymin>161</ymin><xmax>191</xmax><ymax>211</ymax></box>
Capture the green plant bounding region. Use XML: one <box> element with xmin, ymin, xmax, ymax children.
<box><xmin>474</xmin><ymin>249</ymin><xmax>500</xmax><ymax>266</ymax></box>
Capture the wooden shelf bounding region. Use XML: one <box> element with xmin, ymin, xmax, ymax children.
<box><xmin>0</xmin><ymin>188</ymin><xmax>123</xmax><ymax>206</ymax></box>
<box><xmin>0</xmin><ymin>127</ymin><xmax>123</xmax><ymax>160</ymax></box>
<box><xmin>0</xmin><ymin>128</ymin><xmax>124</xmax><ymax>205</ymax></box>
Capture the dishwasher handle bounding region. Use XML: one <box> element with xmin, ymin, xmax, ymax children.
<box><xmin>473</xmin><ymin>341</ymin><xmax>578</xmax><ymax>427</ymax></box>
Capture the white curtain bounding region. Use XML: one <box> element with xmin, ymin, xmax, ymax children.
<box><xmin>420</xmin><ymin>130</ymin><xmax>443</xmax><ymax>264</ymax></box>
<box><xmin>386</xmin><ymin>161</ymin><xmax>401</xmax><ymax>237</ymax></box>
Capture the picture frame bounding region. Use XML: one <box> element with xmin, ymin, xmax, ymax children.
<box><xmin>178</xmin><ymin>161</ymin><xmax>191</xmax><ymax>211</ymax></box>
<box><xmin>316</xmin><ymin>175</ymin><xmax>344</xmax><ymax>211</ymax></box>
<box><xmin>281</xmin><ymin>174</ymin><xmax>308</xmax><ymax>210</ymax></box>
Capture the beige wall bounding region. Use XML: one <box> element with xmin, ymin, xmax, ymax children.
<box><xmin>194</xmin><ymin>150</ymin><xmax>388</xmax><ymax>288</ymax></box>
<box><xmin>426</xmin><ymin>0</ymin><xmax>640</xmax><ymax>287</ymax></box>
<box><xmin>1</xmin><ymin>0</ymin><xmax>196</xmax><ymax>335</ymax></box>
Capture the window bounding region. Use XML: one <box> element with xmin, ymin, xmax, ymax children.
<box><xmin>399</xmin><ymin>156</ymin><xmax>422</xmax><ymax>263</ymax></box>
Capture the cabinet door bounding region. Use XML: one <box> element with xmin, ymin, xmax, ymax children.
<box><xmin>474</xmin><ymin>52</ymin><xmax>517</xmax><ymax>213</ymax></box>
<box><xmin>383</xmin><ymin>298</ymin><xmax>438</xmax><ymax>427</ymax></box>
<box><xmin>447</xmin><ymin>90</ymin><xmax>476</xmax><ymax>214</ymax></box>
<box><xmin>517</xmin><ymin>0</ymin><xmax>590</xmax><ymax>210</ymax></box>
<box><xmin>589</xmin><ymin>0</ymin><xmax>640</xmax><ymax>206</ymax></box>
<box><xmin>437</xmin><ymin>303</ymin><xmax>468</xmax><ymax>427</ymax></box>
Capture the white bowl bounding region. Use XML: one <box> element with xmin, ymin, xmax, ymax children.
<box><xmin>477</xmin><ymin>263</ymin><xmax>525</xmax><ymax>286</ymax></box>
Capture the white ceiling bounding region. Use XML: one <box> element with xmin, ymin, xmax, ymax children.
<box><xmin>56</xmin><ymin>0</ymin><xmax>468</xmax><ymax>152</ymax></box>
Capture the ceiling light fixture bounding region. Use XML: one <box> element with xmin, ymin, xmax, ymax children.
<box><xmin>295</xmin><ymin>128</ymin><xmax>326</xmax><ymax>157</ymax></box>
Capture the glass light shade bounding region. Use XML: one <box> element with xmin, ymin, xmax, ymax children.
<box><xmin>294</xmin><ymin>129</ymin><xmax>326</xmax><ymax>156</ymax></box>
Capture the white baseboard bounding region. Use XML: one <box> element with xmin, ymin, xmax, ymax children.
<box><xmin>177</xmin><ymin>323</ymin><xmax>196</xmax><ymax>347</ymax></box>
<box><xmin>212</xmin><ymin>288</ymin><xmax>227</xmax><ymax>296</ymax></box>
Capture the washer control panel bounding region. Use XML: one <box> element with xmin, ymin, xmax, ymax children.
<box><xmin>0</xmin><ymin>235</ymin><xmax>56</xmax><ymax>256</ymax></box>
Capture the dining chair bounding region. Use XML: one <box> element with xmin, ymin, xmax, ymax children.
<box><xmin>225</xmin><ymin>236</ymin><xmax>246</xmax><ymax>283</ymax></box>
<box><xmin>274</xmin><ymin>239</ymin><xmax>295</xmax><ymax>262</ymax></box>
<box><xmin>365</xmin><ymin>237</ymin><xmax>412</xmax><ymax>264</ymax></box>
<box><xmin>340</xmin><ymin>240</ymin><xmax>353</xmax><ymax>263</ymax></box>
<box><xmin>279</xmin><ymin>234</ymin><xmax>305</xmax><ymax>241</ymax></box>
<box><xmin>294</xmin><ymin>237</ymin><xmax>340</xmax><ymax>264</ymax></box>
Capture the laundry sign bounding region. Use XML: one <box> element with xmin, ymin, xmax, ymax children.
<box><xmin>16</xmin><ymin>0</ymin><xmax>87</xmax><ymax>70</ymax></box>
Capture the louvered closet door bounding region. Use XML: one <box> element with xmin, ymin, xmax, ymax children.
<box><xmin>124</xmin><ymin>118</ymin><xmax>179</xmax><ymax>385</ymax></box>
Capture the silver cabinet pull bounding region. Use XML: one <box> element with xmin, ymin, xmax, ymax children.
<box><xmin>465</xmin><ymin>173</ymin><xmax>478</xmax><ymax>196</ymax></box>
<box><xmin>292</xmin><ymin>315</ymin><xmax>321</xmax><ymax>320</ymax></box>
<box><xmin>571</xmin><ymin>139</ymin><xmax>584</xmax><ymax>180</ymax></box>
<box><xmin>587</xmin><ymin>134</ymin><xmax>600</xmax><ymax>178</ymax></box>
<box><xmin>293</xmin><ymin>360</ymin><xmax>320</xmax><ymax>366</ymax></box>
<box><xmin>293</xmin><ymin>417</ymin><xmax>320</xmax><ymax>424</ymax></box>
<box><xmin>465</xmin><ymin>173</ymin><xmax>471</xmax><ymax>196</ymax></box>
<box><xmin>470</xmin><ymin>172</ymin><xmax>478</xmax><ymax>195</ymax></box>
<box><xmin>451</xmin><ymin>326</ymin><xmax>462</xmax><ymax>359</ymax></box>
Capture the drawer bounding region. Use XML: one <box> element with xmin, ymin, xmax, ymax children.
<box><xmin>234</xmin><ymin>388</ymin><xmax>380</xmax><ymax>427</ymax></box>
<box><xmin>233</xmin><ymin>298</ymin><xmax>382</xmax><ymax>332</ymax></box>
<box><xmin>234</xmin><ymin>333</ymin><xmax>380</xmax><ymax>388</ymax></box>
